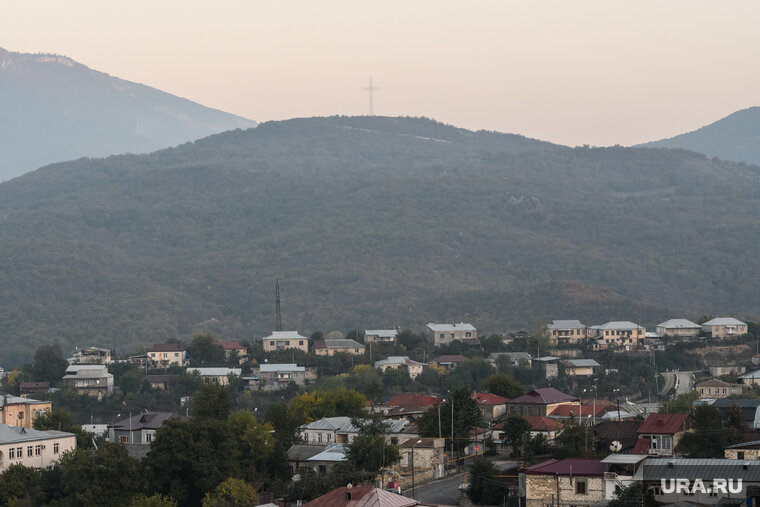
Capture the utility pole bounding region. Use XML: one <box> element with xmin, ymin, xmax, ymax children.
<box><xmin>362</xmin><ymin>77</ymin><xmax>379</xmax><ymax>116</ymax></box>
<box><xmin>275</xmin><ymin>279</ymin><xmax>282</xmax><ymax>331</ymax></box>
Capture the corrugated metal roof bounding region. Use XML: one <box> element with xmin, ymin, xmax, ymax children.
<box><xmin>187</xmin><ymin>367</ymin><xmax>241</xmax><ymax>377</ymax></box>
<box><xmin>548</xmin><ymin>320</ymin><xmax>586</xmax><ymax>329</ymax></box>
<box><xmin>374</xmin><ymin>356</ymin><xmax>423</xmax><ymax>368</ymax></box>
<box><xmin>561</xmin><ymin>359</ymin><xmax>601</xmax><ymax>368</ymax></box>
<box><xmin>323</xmin><ymin>339</ymin><xmax>364</xmax><ymax>348</ymax></box>
<box><xmin>0</xmin><ymin>423</ymin><xmax>74</xmax><ymax>444</ymax></box>
<box><xmin>657</xmin><ymin>319</ymin><xmax>701</xmax><ymax>329</ymax></box>
<box><xmin>263</xmin><ymin>331</ymin><xmax>307</xmax><ymax>340</ymax></box>
<box><xmin>522</xmin><ymin>458</ymin><xmax>607</xmax><ymax>476</ymax></box>
<box><xmin>426</xmin><ymin>322</ymin><xmax>476</xmax><ymax>332</ymax></box>
<box><xmin>703</xmin><ymin>317</ymin><xmax>746</xmax><ymax>326</ymax></box>
<box><xmin>260</xmin><ymin>363</ymin><xmax>304</xmax><ymax>373</ymax></box>
<box><xmin>601</xmin><ymin>454</ymin><xmax>649</xmax><ymax>465</ymax></box>
<box><xmin>508</xmin><ymin>388</ymin><xmax>578</xmax><ymax>405</ymax></box>
<box><xmin>365</xmin><ymin>329</ymin><xmax>398</xmax><ymax>337</ymax></box>
<box><xmin>307</xmin><ymin>443</ymin><xmax>348</xmax><ymax>462</ymax></box>
<box><xmin>592</xmin><ymin>321</ymin><xmax>644</xmax><ymax>330</ymax></box>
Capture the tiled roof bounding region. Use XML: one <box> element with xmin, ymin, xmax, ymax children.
<box><xmin>549</xmin><ymin>401</ymin><xmax>612</xmax><ymax>418</ymax></box>
<box><xmin>507</xmin><ymin>388</ymin><xmax>578</xmax><ymax>405</ymax></box>
<box><xmin>522</xmin><ymin>415</ymin><xmax>562</xmax><ymax>432</ymax></box>
<box><xmin>521</xmin><ymin>458</ymin><xmax>606</xmax><ymax>476</ymax></box>
<box><xmin>632</xmin><ymin>438</ymin><xmax>652</xmax><ymax>455</ymax></box>
<box><xmin>302</xmin><ymin>486</ymin><xmax>417</xmax><ymax>507</ymax></box>
<box><xmin>149</xmin><ymin>343</ymin><xmax>184</xmax><ymax>352</ymax></box>
<box><xmin>637</xmin><ymin>413</ymin><xmax>691</xmax><ymax>435</ymax></box>
<box><xmin>697</xmin><ymin>378</ymin><xmax>741</xmax><ymax>388</ymax></box>
<box><xmin>386</xmin><ymin>394</ymin><xmax>442</xmax><ymax>407</ymax></box>
<box><xmin>471</xmin><ymin>392</ymin><xmax>509</xmax><ymax>405</ymax></box>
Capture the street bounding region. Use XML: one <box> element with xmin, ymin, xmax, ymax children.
<box><xmin>405</xmin><ymin>471</ymin><xmax>466</xmax><ymax>506</ymax></box>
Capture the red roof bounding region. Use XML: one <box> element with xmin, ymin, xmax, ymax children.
<box><xmin>471</xmin><ymin>392</ymin><xmax>509</xmax><ymax>405</ymax></box>
<box><xmin>637</xmin><ymin>413</ymin><xmax>691</xmax><ymax>435</ymax></box>
<box><xmin>385</xmin><ymin>394</ymin><xmax>442</xmax><ymax>408</ymax></box>
<box><xmin>219</xmin><ymin>341</ymin><xmax>244</xmax><ymax>350</ymax></box>
<box><xmin>432</xmin><ymin>355</ymin><xmax>468</xmax><ymax>363</ymax></box>
<box><xmin>521</xmin><ymin>458</ymin><xmax>606</xmax><ymax>477</ymax></box>
<box><xmin>507</xmin><ymin>388</ymin><xmax>579</xmax><ymax>405</ymax></box>
<box><xmin>632</xmin><ymin>438</ymin><xmax>652</xmax><ymax>455</ymax></box>
<box><xmin>522</xmin><ymin>415</ymin><xmax>562</xmax><ymax>432</ymax></box>
<box><xmin>302</xmin><ymin>485</ymin><xmax>417</xmax><ymax>507</ymax></box>
<box><xmin>549</xmin><ymin>401</ymin><xmax>613</xmax><ymax>418</ymax></box>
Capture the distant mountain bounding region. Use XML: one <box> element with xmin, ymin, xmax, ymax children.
<box><xmin>1</xmin><ymin>116</ymin><xmax>759</xmax><ymax>364</ymax></box>
<box><xmin>0</xmin><ymin>47</ymin><xmax>256</xmax><ymax>181</ymax></box>
<box><xmin>640</xmin><ymin>107</ymin><xmax>760</xmax><ymax>166</ymax></box>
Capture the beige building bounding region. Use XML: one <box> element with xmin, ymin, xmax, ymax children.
<box><xmin>398</xmin><ymin>438</ymin><xmax>447</xmax><ymax>486</ymax></box>
<box><xmin>702</xmin><ymin>317</ymin><xmax>748</xmax><ymax>338</ymax></box>
<box><xmin>0</xmin><ymin>396</ymin><xmax>51</xmax><ymax>429</ymax></box>
<box><xmin>547</xmin><ymin>320</ymin><xmax>588</xmax><ymax>345</ymax></box>
<box><xmin>364</xmin><ymin>329</ymin><xmax>398</xmax><ymax>344</ymax></box>
<box><xmin>70</xmin><ymin>346</ymin><xmax>112</xmax><ymax>365</ymax></box>
<box><xmin>590</xmin><ymin>321</ymin><xmax>645</xmax><ymax>349</ymax></box>
<box><xmin>656</xmin><ymin>319</ymin><xmax>702</xmax><ymax>339</ymax></box>
<box><xmin>521</xmin><ymin>459</ymin><xmax>607</xmax><ymax>507</ymax></box>
<box><xmin>697</xmin><ymin>378</ymin><xmax>744</xmax><ymax>398</ymax></box>
<box><xmin>725</xmin><ymin>440</ymin><xmax>760</xmax><ymax>460</ymax></box>
<box><xmin>262</xmin><ymin>331</ymin><xmax>309</xmax><ymax>353</ymax></box>
<box><xmin>186</xmin><ymin>367</ymin><xmax>241</xmax><ymax>386</ymax></box>
<box><xmin>506</xmin><ymin>388</ymin><xmax>579</xmax><ymax>417</ymax></box>
<box><xmin>62</xmin><ymin>365</ymin><xmax>114</xmax><ymax>400</ymax></box>
<box><xmin>147</xmin><ymin>343</ymin><xmax>188</xmax><ymax>367</ymax></box>
<box><xmin>561</xmin><ymin>359</ymin><xmax>600</xmax><ymax>377</ymax></box>
<box><xmin>374</xmin><ymin>356</ymin><xmax>425</xmax><ymax>380</ymax></box>
<box><xmin>0</xmin><ymin>424</ymin><xmax>76</xmax><ymax>472</ymax></box>
<box><xmin>426</xmin><ymin>322</ymin><xmax>477</xmax><ymax>347</ymax></box>
<box><xmin>313</xmin><ymin>339</ymin><xmax>365</xmax><ymax>356</ymax></box>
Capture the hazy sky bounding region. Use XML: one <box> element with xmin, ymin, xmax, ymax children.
<box><xmin>3</xmin><ymin>1</ymin><xmax>759</xmax><ymax>146</ymax></box>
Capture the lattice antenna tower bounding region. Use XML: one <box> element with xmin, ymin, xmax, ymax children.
<box><xmin>275</xmin><ymin>279</ymin><xmax>282</xmax><ymax>331</ymax></box>
<box><xmin>362</xmin><ymin>77</ymin><xmax>380</xmax><ymax>116</ymax></box>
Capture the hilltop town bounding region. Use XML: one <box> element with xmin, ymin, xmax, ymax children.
<box><xmin>1</xmin><ymin>314</ymin><xmax>759</xmax><ymax>505</ymax></box>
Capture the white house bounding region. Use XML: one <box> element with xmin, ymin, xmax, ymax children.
<box><xmin>0</xmin><ymin>424</ymin><xmax>76</xmax><ymax>472</ymax></box>
<box><xmin>702</xmin><ymin>317</ymin><xmax>748</xmax><ymax>339</ymax></box>
<box><xmin>655</xmin><ymin>319</ymin><xmax>702</xmax><ymax>339</ymax></box>
<box><xmin>364</xmin><ymin>329</ymin><xmax>398</xmax><ymax>344</ymax></box>
<box><xmin>62</xmin><ymin>365</ymin><xmax>114</xmax><ymax>399</ymax></box>
<box><xmin>187</xmin><ymin>367</ymin><xmax>241</xmax><ymax>386</ymax></box>
<box><xmin>426</xmin><ymin>322</ymin><xmax>477</xmax><ymax>347</ymax></box>
<box><xmin>374</xmin><ymin>356</ymin><xmax>425</xmax><ymax>379</ymax></box>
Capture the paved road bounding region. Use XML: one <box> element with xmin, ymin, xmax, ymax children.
<box><xmin>660</xmin><ymin>370</ymin><xmax>696</xmax><ymax>396</ymax></box>
<box><xmin>405</xmin><ymin>471</ymin><xmax>465</xmax><ymax>506</ymax></box>
<box><xmin>660</xmin><ymin>371</ymin><xmax>676</xmax><ymax>395</ymax></box>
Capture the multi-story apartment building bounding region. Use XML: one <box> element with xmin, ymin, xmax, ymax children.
<box><xmin>590</xmin><ymin>321</ymin><xmax>645</xmax><ymax>349</ymax></box>
<box><xmin>147</xmin><ymin>343</ymin><xmax>188</xmax><ymax>367</ymax></box>
<box><xmin>547</xmin><ymin>320</ymin><xmax>588</xmax><ymax>344</ymax></box>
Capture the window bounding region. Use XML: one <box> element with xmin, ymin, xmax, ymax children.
<box><xmin>120</xmin><ymin>435</ymin><xmax>129</xmax><ymax>444</ymax></box>
<box><xmin>174</xmin><ymin>353</ymin><xmax>179</xmax><ymax>357</ymax></box>
<box><xmin>34</xmin><ymin>445</ymin><xmax>41</xmax><ymax>456</ymax></box>
<box><xmin>299</xmin><ymin>340</ymin><xmax>304</xmax><ymax>346</ymax></box>
<box><xmin>53</xmin><ymin>443</ymin><xmax>59</xmax><ymax>454</ymax></box>
<box><xmin>318</xmin><ymin>433</ymin><xmax>322</xmax><ymax>443</ymax></box>
<box><xmin>575</xmin><ymin>479</ymin><xmax>587</xmax><ymax>495</ymax></box>
<box><xmin>270</xmin><ymin>341</ymin><xmax>275</xmax><ymax>346</ymax></box>
<box><xmin>738</xmin><ymin>451</ymin><xmax>745</xmax><ymax>460</ymax></box>
<box><xmin>16</xmin><ymin>447</ymin><xmax>22</xmax><ymax>458</ymax></box>
<box><xmin>9</xmin><ymin>448</ymin><xmax>15</xmax><ymax>459</ymax></box>
<box><xmin>27</xmin><ymin>446</ymin><xmax>33</xmax><ymax>457</ymax></box>
<box><xmin>439</xmin><ymin>334</ymin><xmax>445</xmax><ymax>339</ymax></box>
<box><xmin>146</xmin><ymin>434</ymin><xmax>152</xmax><ymax>443</ymax></box>
<box><xmin>465</xmin><ymin>332</ymin><xmax>472</xmax><ymax>337</ymax></box>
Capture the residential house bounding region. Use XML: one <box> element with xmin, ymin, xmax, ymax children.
<box><xmin>374</xmin><ymin>394</ymin><xmax>442</xmax><ymax>420</ymax></box>
<box><xmin>426</xmin><ymin>322</ymin><xmax>477</xmax><ymax>347</ymax></box>
<box><xmin>696</xmin><ymin>378</ymin><xmax>744</xmax><ymax>398</ymax></box>
<box><xmin>254</xmin><ymin>363</ymin><xmax>307</xmax><ymax>390</ymax></box>
<box><xmin>713</xmin><ymin>398</ymin><xmax>760</xmax><ymax>429</ymax></box>
<box><xmin>754</xmin><ymin>354</ymin><xmax>760</xmax><ymax>366</ymax></box>
<box><xmin>495</xmin><ymin>415</ymin><xmax>562</xmax><ymax>442</ymax></box>
<box><xmin>300</xmin><ymin>417</ymin><xmax>359</xmax><ymax>445</ymax></box>
<box><xmin>0</xmin><ymin>424</ymin><xmax>76</xmax><ymax>472</ymax></box>
<box><xmin>549</xmin><ymin>400</ymin><xmax>616</xmax><ymax>423</ymax></box>
<box><xmin>590</xmin><ymin>321</ymin><xmax>645</xmax><ymax>350</ymax></box>
<box><xmin>520</xmin><ymin>458</ymin><xmax>607</xmax><ymax>507</ymax></box>
<box><xmin>19</xmin><ymin>382</ymin><xmax>50</xmax><ymax>396</ymax></box>
<box><xmin>286</xmin><ymin>444</ymin><xmax>329</xmax><ymax>473</ymax></box>
<box><xmin>108</xmin><ymin>412</ymin><xmax>184</xmax><ymax>445</ymax></box>
<box><xmin>739</xmin><ymin>369</ymin><xmax>760</xmax><ymax>386</ymax></box>
<box><xmin>702</xmin><ymin>317</ymin><xmax>748</xmax><ymax>338</ymax></box>
<box><xmin>186</xmin><ymin>367</ymin><xmax>241</xmax><ymax>386</ymax></box>
<box><xmin>374</xmin><ymin>356</ymin><xmax>425</xmax><ymax>380</ymax></box>
<box><xmin>303</xmin><ymin>485</ymin><xmax>418</xmax><ymax>507</ymax></box>
<box><xmin>364</xmin><ymin>329</ymin><xmax>398</xmax><ymax>344</ymax></box>
<box><xmin>62</xmin><ymin>365</ymin><xmax>114</xmax><ymax>399</ymax></box>
<box><xmin>430</xmin><ymin>355</ymin><xmax>467</xmax><ymax>372</ymax></box>
<box><xmin>301</xmin><ymin>443</ymin><xmax>348</xmax><ymax>474</ymax></box>
<box><xmin>219</xmin><ymin>341</ymin><xmax>247</xmax><ymax>362</ymax></box>
<box><xmin>655</xmin><ymin>319</ymin><xmax>702</xmax><ymax>339</ymax></box>
<box><xmin>711</xmin><ymin>365</ymin><xmax>746</xmax><ymax>377</ymax></box>
<box><xmin>533</xmin><ymin>356</ymin><xmax>560</xmax><ymax>379</ymax></box>
<box><xmin>398</xmin><ymin>438</ymin><xmax>447</xmax><ymax>485</ymax></box>
<box><xmin>142</xmin><ymin>374</ymin><xmax>177</xmax><ymax>391</ymax></box>
<box><xmin>600</xmin><ymin>454</ymin><xmax>650</xmax><ymax>502</ymax></box>
<box><xmin>313</xmin><ymin>339</ymin><xmax>365</xmax><ymax>356</ymax></box>
<box><xmin>560</xmin><ymin>359</ymin><xmax>600</xmax><ymax>377</ymax></box>
<box><xmin>634</xmin><ymin>413</ymin><xmax>694</xmax><ymax>456</ymax></box>
<box><xmin>69</xmin><ymin>346</ymin><xmax>112</xmax><ymax>365</ymax></box>
<box><xmin>724</xmin><ymin>440</ymin><xmax>760</xmax><ymax>460</ymax></box>
<box><xmin>261</xmin><ymin>331</ymin><xmax>309</xmax><ymax>353</ymax></box>
<box><xmin>547</xmin><ymin>320</ymin><xmax>588</xmax><ymax>345</ymax></box>
<box><xmin>471</xmin><ymin>392</ymin><xmax>509</xmax><ymax>422</ymax></box>
<box><xmin>506</xmin><ymin>388</ymin><xmax>580</xmax><ymax>417</ymax></box>
<box><xmin>127</xmin><ymin>354</ymin><xmax>150</xmax><ymax>368</ymax></box>
<box><xmin>487</xmin><ymin>352</ymin><xmax>532</xmax><ymax>368</ymax></box>
<box><xmin>147</xmin><ymin>343</ymin><xmax>187</xmax><ymax>367</ymax></box>
<box><xmin>0</xmin><ymin>396</ymin><xmax>51</xmax><ymax>429</ymax></box>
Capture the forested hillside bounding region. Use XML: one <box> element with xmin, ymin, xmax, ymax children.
<box><xmin>641</xmin><ymin>106</ymin><xmax>760</xmax><ymax>166</ymax></box>
<box><xmin>0</xmin><ymin>47</ymin><xmax>256</xmax><ymax>181</ymax></box>
<box><xmin>1</xmin><ymin>116</ymin><xmax>759</xmax><ymax>363</ymax></box>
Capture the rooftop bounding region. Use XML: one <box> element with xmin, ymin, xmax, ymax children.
<box><xmin>521</xmin><ymin>458</ymin><xmax>607</xmax><ymax>477</ymax></box>
<box><xmin>548</xmin><ymin>320</ymin><xmax>586</xmax><ymax>330</ymax></box>
<box><xmin>365</xmin><ymin>329</ymin><xmax>398</xmax><ymax>337</ymax></box>
<box><xmin>657</xmin><ymin>319</ymin><xmax>701</xmax><ymax>329</ymax></box>
<box><xmin>187</xmin><ymin>367</ymin><xmax>241</xmax><ymax>377</ymax></box>
<box><xmin>703</xmin><ymin>317</ymin><xmax>747</xmax><ymax>326</ymax></box>
<box><xmin>507</xmin><ymin>388</ymin><xmax>578</xmax><ymax>405</ymax></box>
<box><xmin>0</xmin><ymin>423</ymin><xmax>74</xmax><ymax>444</ymax></box>
<box><xmin>317</xmin><ymin>339</ymin><xmax>365</xmax><ymax>349</ymax></box>
<box><xmin>259</xmin><ymin>363</ymin><xmax>305</xmax><ymax>373</ymax></box>
<box><xmin>561</xmin><ymin>359</ymin><xmax>601</xmax><ymax>368</ymax></box>
<box><xmin>302</xmin><ymin>485</ymin><xmax>417</xmax><ymax>507</ymax></box>
<box><xmin>110</xmin><ymin>412</ymin><xmax>184</xmax><ymax>431</ymax></box>
<box><xmin>149</xmin><ymin>343</ymin><xmax>185</xmax><ymax>352</ymax></box>
<box><xmin>432</xmin><ymin>354</ymin><xmax>468</xmax><ymax>364</ymax></box>
<box><xmin>592</xmin><ymin>321</ymin><xmax>644</xmax><ymax>331</ymax></box>
<box><xmin>471</xmin><ymin>392</ymin><xmax>509</xmax><ymax>405</ymax></box>
<box><xmin>426</xmin><ymin>322</ymin><xmax>476</xmax><ymax>332</ymax></box>
<box><xmin>263</xmin><ymin>331</ymin><xmax>307</xmax><ymax>340</ymax></box>
<box><xmin>219</xmin><ymin>341</ymin><xmax>245</xmax><ymax>350</ymax></box>
<box><xmin>374</xmin><ymin>356</ymin><xmax>424</xmax><ymax>368</ymax></box>
<box><xmin>637</xmin><ymin>413</ymin><xmax>691</xmax><ymax>435</ymax></box>
<box><xmin>385</xmin><ymin>394</ymin><xmax>442</xmax><ymax>407</ymax></box>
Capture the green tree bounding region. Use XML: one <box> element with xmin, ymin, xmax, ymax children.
<box><xmin>677</xmin><ymin>405</ymin><xmax>723</xmax><ymax>457</ymax></box>
<box><xmin>32</xmin><ymin>344</ymin><xmax>69</xmax><ymax>384</ymax></box>
<box><xmin>187</xmin><ymin>334</ymin><xmax>226</xmax><ymax>365</ymax></box>
<box><xmin>191</xmin><ymin>382</ymin><xmax>233</xmax><ymax>420</ymax></box>
<box><xmin>34</xmin><ymin>407</ymin><xmax>93</xmax><ymax>448</ymax></box>
<box><xmin>227</xmin><ymin>410</ymin><xmax>275</xmax><ymax>478</ymax></box>
<box><xmin>345</xmin><ymin>416</ymin><xmax>400</xmax><ymax>474</ymax></box>
<box><xmin>503</xmin><ymin>415</ymin><xmax>532</xmax><ymax>457</ymax></box>
<box><xmin>418</xmin><ymin>388</ymin><xmax>483</xmax><ymax>458</ymax></box>
<box><xmin>0</xmin><ymin>463</ymin><xmax>41</xmax><ymax>505</ymax></box>
<box><xmin>467</xmin><ymin>459</ymin><xmax>510</xmax><ymax>505</ymax></box>
<box><xmin>288</xmin><ymin>389</ymin><xmax>367</xmax><ymax>424</ymax></box>
<box><xmin>482</xmin><ymin>373</ymin><xmax>525</xmax><ymax>399</ymax></box>
<box><xmin>448</xmin><ymin>358</ymin><xmax>497</xmax><ymax>390</ymax></box>
<box><xmin>130</xmin><ymin>495</ymin><xmax>179</xmax><ymax>507</ymax></box>
<box><xmin>555</xmin><ymin>417</ymin><xmax>592</xmax><ymax>459</ymax></box>
<box><xmin>202</xmin><ymin>478</ymin><xmax>258</xmax><ymax>507</ymax></box>
<box><xmin>658</xmin><ymin>391</ymin><xmax>699</xmax><ymax>413</ymax></box>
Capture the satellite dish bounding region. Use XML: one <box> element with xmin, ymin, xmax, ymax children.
<box><xmin>610</xmin><ymin>440</ymin><xmax>623</xmax><ymax>452</ymax></box>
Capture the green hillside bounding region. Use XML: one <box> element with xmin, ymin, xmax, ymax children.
<box><xmin>640</xmin><ymin>106</ymin><xmax>760</xmax><ymax>166</ymax></box>
<box><xmin>1</xmin><ymin>116</ymin><xmax>759</xmax><ymax>364</ymax></box>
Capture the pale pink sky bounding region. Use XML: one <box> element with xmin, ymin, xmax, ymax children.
<box><xmin>3</xmin><ymin>1</ymin><xmax>759</xmax><ymax>146</ymax></box>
